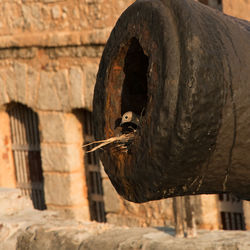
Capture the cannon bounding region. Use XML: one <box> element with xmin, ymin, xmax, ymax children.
<box><xmin>93</xmin><ymin>0</ymin><xmax>250</xmax><ymax>202</ymax></box>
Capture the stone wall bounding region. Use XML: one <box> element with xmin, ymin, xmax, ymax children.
<box><xmin>223</xmin><ymin>0</ymin><xmax>250</xmax><ymax>21</ymax></box>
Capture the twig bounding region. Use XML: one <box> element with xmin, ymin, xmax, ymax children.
<box><xmin>82</xmin><ymin>133</ymin><xmax>135</xmax><ymax>153</ymax></box>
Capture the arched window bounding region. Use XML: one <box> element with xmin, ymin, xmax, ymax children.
<box><xmin>73</xmin><ymin>109</ymin><xmax>106</xmax><ymax>222</ymax></box>
<box><xmin>7</xmin><ymin>103</ymin><xmax>46</xmax><ymax>210</ymax></box>
<box><xmin>218</xmin><ymin>194</ymin><xmax>245</xmax><ymax>230</ymax></box>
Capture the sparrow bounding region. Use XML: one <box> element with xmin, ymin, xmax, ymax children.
<box><xmin>120</xmin><ymin>111</ymin><xmax>140</xmax><ymax>134</ymax></box>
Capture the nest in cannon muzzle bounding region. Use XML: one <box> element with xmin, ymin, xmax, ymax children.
<box><xmin>83</xmin><ymin>111</ymin><xmax>140</xmax><ymax>153</ymax></box>
<box><xmin>82</xmin><ymin>132</ymin><xmax>135</xmax><ymax>153</ymax></box>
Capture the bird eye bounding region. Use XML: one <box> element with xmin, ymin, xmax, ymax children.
<box><xmin>125</xmin><ymin>116</ymin><xmax>128</xmax><ymax>119</ymax></box>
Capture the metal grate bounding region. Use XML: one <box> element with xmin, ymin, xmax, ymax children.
<box><xmin>74</xmin><ymin>109</ymin><xmax>106</xmax><ymax>222</ymax></box>
<box><xmin>218</xmin><ymin>194</ymin><xmax>245</xmax><ymax>230</ymax></box>
<box><xmin>7</xmin><ymin>103</ymin><xmax>46</xmax><ymax>210</ymax></box>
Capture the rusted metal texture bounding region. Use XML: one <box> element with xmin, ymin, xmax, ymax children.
<box><xmin>93</xmin><ymin>0</ymin><xmax>250</xmax><ymax>202</ymax></box>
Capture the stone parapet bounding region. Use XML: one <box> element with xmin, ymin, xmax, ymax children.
<box><xmin>1</xmin><ymin>196</ymin><xmax>250</xmax><ymax>250</ymax></box>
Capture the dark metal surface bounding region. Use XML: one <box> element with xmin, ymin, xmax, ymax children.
<box><xmin>93</xmin><ymin>0</ymin><xmax>250</xmax><ymax>202</ymax></box>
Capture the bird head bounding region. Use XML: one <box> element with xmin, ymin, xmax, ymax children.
<box><xmin>120</xmin><ymin>111</ymin><xmax>140</xmax><ymax>133</ymax></box>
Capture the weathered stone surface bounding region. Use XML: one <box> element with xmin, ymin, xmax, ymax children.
<box><xmin>5</xmin><ymin>68</ymin><xmax>16</xmax><ymax>101</ymax></box>
<box><xmin>69</xmin><ymin>67</ymin><xmax>84</xmax><ymax>108</ymax></box>
<box><xmin>0</xmin><ymin>112</ymin><xmax>16</xmax><ymax>188</ymax></box>
<box><xmin>46</xmin><ymin>45</ymin><xmax>104</xmax><ymax>59</ymax></box>
<box><xmin>47</xmin><ymin>203</ymin><xmax>90</xmax><ymax>221</ymax></box>
<box><xmin>1</xmin><ymin>189</ymin><xmax>250</xmax><ymax>250</ymax></box>
<box><xmin>243</xmin><ymin>201</ymin><xmax>250</xmax><ymax>230</ymax></box>
<box><xmin>223</xmin><ymin>0</ymin><xmax>250</xmax><ymax>21</ymax></box>
<box><xmin>0</xmin><ymin>72</ymin><xmax>9</xmax><ymax>105</ymax></box>
<box><xmin>83</xmin><ymin>64</ymin><xmax>98</xmax><ymax>110</ymax></box>
<box><xmin>43</xmin><ymin>172</ymin><xmax>86</xmax><ymax>206</ymax></box>
<box><xmin>53</xmin><ymin>70</ymin><xmax>70</xmax><ymax>111</ymax></box>
<box><xmin>0</xmin><ymin>188</ymin><xmax>33</xmax><ymax>216</ymax></box>
<box><xmin>22</xmin><ymin>4</ymin><xmax>44</xmax><ymax>31</ymax></box>
<box><xmin>25</xmin><ymin>67</ymin><xmax>39</xmax><ymax>108</ymax></box>
<box><xmin>15</xmin><ymin>62</ymin><xmax>27</xmax><ymax>104</ymax></box>
<box><xmin>199</xmin><ymin>195</ymin><xmax>221</xmax><ymax>230</ymax></box>
<box><xmin>51</xmin><ymin>5</ymin><xmax>61</xmax><ymax>19</ymax></box>
<box><xmin>39</xmin><ymin>112</ymin><xmax>82</xmax><ymax>143</ymax></box>
<box><xmin>0</xmin><ymin>48</ymin><xmax>37</xmax><ymax>59</ymax></box>
<box><xmin>37</xmin><ymin>70</ymin><xmax>70</xmax><ymax>111</ymax></box>
<box><xmin>0</xmin><ymin>1</ymin><xmax>134</xmax><ymax>47</ymax></box>
<box><xmin>41</xmin><ymin>143</ymin><xmax>82</xmax><ymax>172</ymax></box>
<box><xmin>102</xmin><ymin>177</ymin><xmax>121</xmax><ymax>213</ymax></box>
<box><xmin>37</xmin><ymin>71</ymin><xmax>61</xmax><ymax>110</ymax></box>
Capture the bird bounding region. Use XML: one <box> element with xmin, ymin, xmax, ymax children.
<box><xmin>120</xmin><ymin>111</ymin><xmax>140</xmax><ymax>134</ymax></box>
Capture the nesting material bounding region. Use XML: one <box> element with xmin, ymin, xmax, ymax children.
<box><xmin>82</xmin><ymin>133</ymin><xmax>135</xmax><ymax>153</ymax></box>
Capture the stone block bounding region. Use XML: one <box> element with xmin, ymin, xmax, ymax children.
<box><xmin>243</xmin><ymin>201</ymin><xmax>250</xmax><ymax>230</ymax></box>
<box><xmin>0</xmin><ymin>188</ymin><xmax>33</xmax><ymax>216</ymax></box>
<box><xmin>43</xmin><ymin>0</ymin><xmax>64</xmax><ymax>3</ymax></box>
<box><xmin>0</xmin><ymin>72</ymin><xmax>9</xmax><ymax>106</ymax></box>
<box><xmin>51</xmin><ymin>6</ymin><xmax>61</xmax><ymax>19</ymax></box>
<box><xmin>5</xmin><ymin>68</ymin><xmax>16</xmax><ymax>102</ymax></box>
<box><xmin>0</xmin><ymin>111</ymin><xmax>16</xmax><ymax>188</ymax></box>
<box><xmin>223</xmin><ymin>0</ymin><xmax>250</xmax><ymax>21</ymax></box>
<box><xmin>26</xmin><ymin>67</ymin><xmax>39</xmax><ymax>108</ymax></box>
<box><xmin>53</xmin><ymin>70</ymin><xmax>70</xmax><ymax>110</ymax></box>
<box><xmin>47</xmin><ymin>204</ymin><xmax>90</xmax><ymax>221</ymax></box>
<box><xmin>44</xmin><ymin>172</ymin><xmax>86</xmax><ymax>206</ymax></box>
<box><xmin>69</xmin><ymin>67</ymin><xmax>84</xmax><ymax>108</ymax></box>
<box><xmin>37</xmin><ymin>70</ymin><xmax>70</xmax><ymax>111</ymax></box>
<box><xmin>199</xmin><ymin>194</ymin><xmax>220</xmax><ymax>230</ymax></box>
<box><xmin>41</xmin><ymin>143</ymin><xmax>83</xmax><ymax>172</ymax></box>
<box><xmin>22</xmin><ymin>4</ymin><xmax>44</xmax><ymax>31</ymax></box>
<box><xmin>83</xmin><ymin>64</ymin><xmax>98</xmax><ymax>110</ymax></box>
<box><xmin>39</xmin><ymin>112</ymin><xmax>82</xmax><ymax>143</ymax></box>
<box><xmin>37</xmin><ymin>71</ymin><xmax>60</xmax><ymax>110</ymax></box>
<box><xmin>102</xmin><ymin>178</ymin><xmax>121</xmax><ymax>213</ymax></box>
<box><xmin>0</xmin><ymin>48</ymin><xmax>36</xmax><ymax>59</ymax></box>
<box><xmin>14</xmin><ymin>62</ymin><xmax>27</xmax><ymax>104</ymax></box>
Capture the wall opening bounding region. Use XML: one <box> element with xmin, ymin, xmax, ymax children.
<box><xmin>218</xmin><ymin>194</ymin><xmax>245</xmax><ymax>230</ymax></box>
<box><xmin>73</xmin><ymin>109</ymin><xmax>106</xmax><ymax>222</ymax></box>
<box><xmin>121</xmin><ymin>37</ymin><xmax>149</xmax><ymax>116</ymax></box>
<box><xmin>7</xmin><ymin>102</ymin><xmax>46</xmax><ymax>210</ymax></box>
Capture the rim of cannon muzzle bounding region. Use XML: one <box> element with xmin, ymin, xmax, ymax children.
<box><xmin>93</xmin><ymin>0</ymin><xmax>250</xmax><ymax>202</ymax></box>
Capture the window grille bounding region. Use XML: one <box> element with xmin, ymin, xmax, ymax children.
<box><xmin>7</xmin><ymin>103</ymin><xmax>46</xmax><ymax>210</ymax></box>
<box><xmin>74</xmin><ymin>109</ymin><xmax>106</xmax><ymax>222</ymax></box>
<box><xmin>218</xmin><ymin>194</ymin><xmax>245</xmax><ymax>230</ymax></box>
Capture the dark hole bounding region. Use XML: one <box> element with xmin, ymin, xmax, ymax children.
<box><xmin>121</xmin><ymin>37</ymin><xmax>148</xmax><ymax>116</ymax></box>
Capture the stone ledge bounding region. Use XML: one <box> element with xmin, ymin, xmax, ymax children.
<box><xmin>1</xmin><ymin>189</ymin><xmax>250</xmax><ymax>250</ymax></box>
<box><xmin>0</xmin><ymin>29</ymin><xmax>112</xmax><ymax>49</ymax></box>
<box><xmin>1</xmin><ymin>208</ymin><xmax>250</xmax><ymax>249</ymax></box>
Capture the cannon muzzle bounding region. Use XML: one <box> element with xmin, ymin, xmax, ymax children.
<box><xmin>93</xmin><ymin>0</ymin><xmax>250</xmax><ymax>202</ymax></box>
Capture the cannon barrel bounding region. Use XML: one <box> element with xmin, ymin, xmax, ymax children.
<box><xmin>93</xmin><ymin>0</ymin><xmax>250</xmax><ymax>202</ymax></box>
